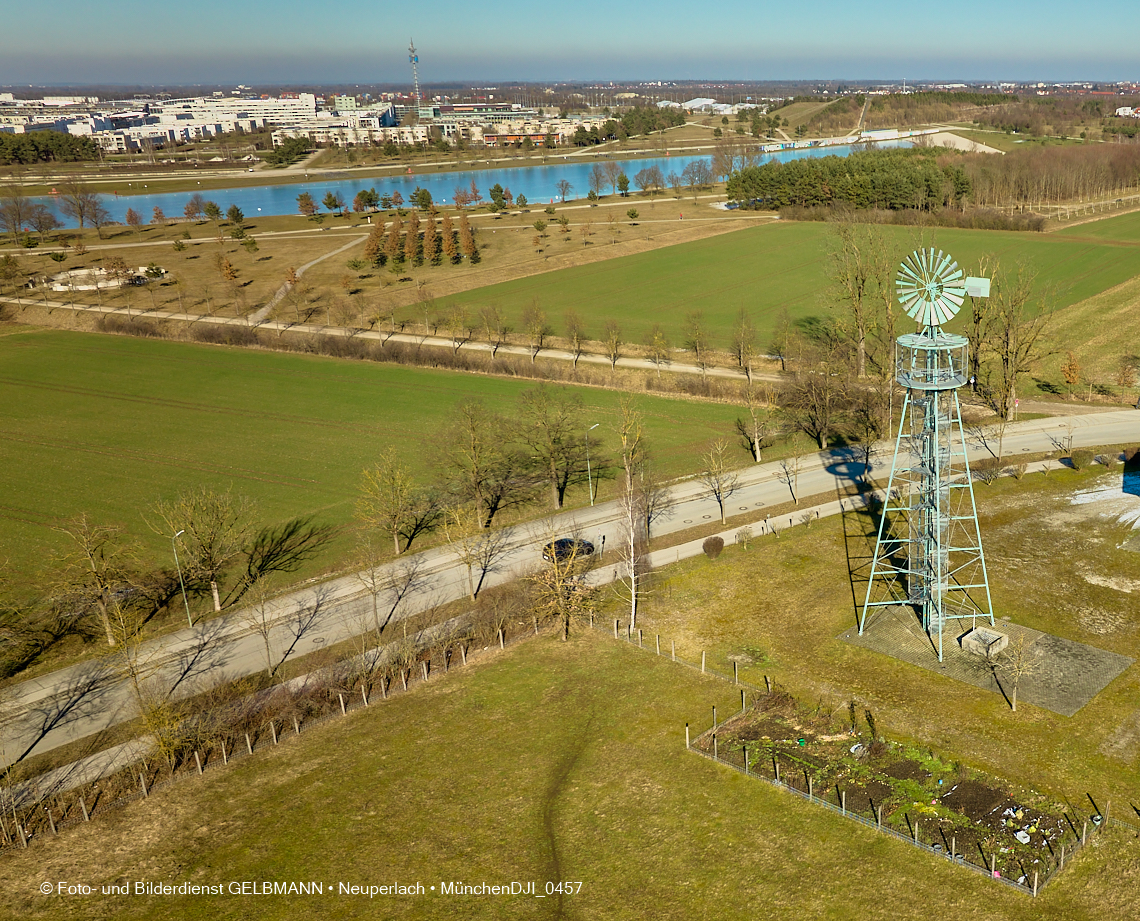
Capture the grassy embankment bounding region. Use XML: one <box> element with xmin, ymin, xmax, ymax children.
<box><xmin>1</xmin><ymin>588</ymin><xmax>1136</xmax><ymax>920</ymax></box>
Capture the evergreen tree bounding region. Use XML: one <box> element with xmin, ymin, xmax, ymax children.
<box><xmin>405</xmin><ymin>210</ymin><xmax>421</xmax><ymax>266</ymax></box>
<box><xmin>423</xmin><ymin>213</ymin><xmax>439</xmax><ymax>265</ymax></box>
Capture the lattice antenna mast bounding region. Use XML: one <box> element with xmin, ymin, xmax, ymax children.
<box><xmin>859</xmin><ymin>249</ymin><xmax>995</xmax><ymax>661</ymax></box>
<box><xmin>408</xmin><ymin>39</ymin><xmax>421</xmax><ymax>110</ymax></box>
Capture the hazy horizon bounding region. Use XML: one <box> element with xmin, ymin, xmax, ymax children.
<box><xmin>2</xmin><ymin>0</ymin><xmax>1137</xmax><ymax>87</ymax></box>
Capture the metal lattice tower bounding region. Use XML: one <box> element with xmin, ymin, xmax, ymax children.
<box><xmin>859</xmin><ymin>249</ymin><xmax>995</xmax><ymax>661</ymax></box>
<box><xmin>408</xmin><ymin>39</ymin><xmax>421</xmax><ymax>110</ymax></box>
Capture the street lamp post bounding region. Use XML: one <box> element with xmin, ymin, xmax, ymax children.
<box><xmin>172</xmin><ymin>529</ymin><xmax>191</xmax><ymax>627</ymax></box>
<box><xmin>586</xmin><ymin>423</ymin><xmax>600</xmax><ymax>505</ymax></box>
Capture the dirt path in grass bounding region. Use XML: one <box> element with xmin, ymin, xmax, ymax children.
<box><xmin>249</xmin><ymin>234</ymin><xmax>367</xmax><ymax>322</ymax></box>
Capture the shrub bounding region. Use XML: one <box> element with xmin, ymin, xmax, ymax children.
<box><xmin>1070</xmin><ymin>449</ymin><xmax>1093</xmax><ymax>470</ymax></box>
<box><xmin>702</xmin><ymin>536</ymin><xmax>724</xmax><ymax>559</ymax></box>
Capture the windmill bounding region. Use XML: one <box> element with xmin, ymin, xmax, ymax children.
<box><xmin>859</xmin><ymin>249</ymin><xmax>995</xmax><ymax>661</ymax></box>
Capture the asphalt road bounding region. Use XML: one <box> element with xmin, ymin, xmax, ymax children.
<box><xmin>2</xmin><ymin>408</ymin><xmax>1136</xmax><ymax>767</ymax></box>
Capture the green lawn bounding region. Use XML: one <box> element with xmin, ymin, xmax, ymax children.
<box><xmin>441</xmin><ymin>218</ymin><xmax>1140</xmax><ymax>349</ymax></box>
<box><xmin>1</xmin><ymin>631</ymin><xmax>1136</xmax><ymax>921</ymax></box>
<box><xmin>0</xmin><ymin>327</ymin><xmax>744</xmax><ymax>585</ymax></box>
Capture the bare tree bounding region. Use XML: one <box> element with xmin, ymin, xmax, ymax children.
<box><xmin>242</xmin><ymin>577</ymin><xmax>278</xmax><ymax>677</ymax></box>
<box><xmin>440</xmin><ymin>399</ymin><xmax>534</xmax><ymax>528</ymax></box>
<box><xmin>996</xmin><ymin>633</ymin><xmax>1042</xmax><ymax>712</ymax></box>
<box><xmin>529</xmin><ymin>529</ymin><xmax>597</xmax><ymax>640</ymax></box>
<box><xmin>520</xmin><ymin>299</ymin><xmax>551</xmax><ymax>361</ymax></box>
<box><xmin>57</xmin><ymin>180</ymin><xmax>103</xmax><ymax>232</ymax></box>
<box><xmin>556</xmin><ymin>178</ymin><xmax>573</xmax><ymax>202</ymax></box>
<box><xmin>827</xmin><ymin>219</ymin><xmax>885</xmax><ymax>379</ymax></box>
<box><xmin>849</xmin><ymin>383</ymin><xmax>890</xmax><ymax>479</ymax></box>
<box><xmin>603</xmin><ymin>320</ymin><xmax>623</xmax><ymax>370</ymax></box>
<box><xmin>984</xmin><ymin>262</ymin><xmax>1054</xmax><ymax>421</ymax></box>
<box><xmin>358</xmin><ymin>449</ymin><xmax>439</xmax><ymax>554</ymax></box>
<box><xmin>781</xmin><ymin>350</ymin><xmax>848</xmax><ymax>449</ymax></box>
<box><xmin>52</xmin><ymin>516</ymin><xmax>135</xmax><ymax>646</ymax></box>
<box><xmin>684</xmin><ymin>310</ymin><xmax>710</xmax><ymax>376</ymax></box>
<box><xmin>442</xmin><ymin>506</ymin><xmax>515</xmax><ymax>601</ymax></box>
<box><xmin>149</xmin><ymin>487</ymin><xmax>255</xmax><ymax>612</ymax></box>
<box><xmin>564</xmin><ymin>310</ymin><xmax>587</xmax><ymax>367</ymax></box>
<box><xmin>645</xmin><ymin>324</ymin><xmax>670</xmax><ymax>377</ymax></box>
<box><xmin>480</xmin><ymin>304</ymin><xmax>510</xmax><ymax>357</ymax></box>
<box><xmin>736</xmin><ymin>382</ymin><xmax>777</xmax><ymax>463</ymax></box>
<box><xmin>614</xmin><ymin>400</ymin><xmax>651</xmax><ymax>626</ymax></box>
<box><xmin>777</xmin><ymin>449</ymin><xmax>803</xmax><ymax>506</ymax></box>
<box><xmin>699</xmin><ymin>440</ymin><xmax>740</xmax><ymax>525</ymax></box>
<box><xmin>516</xmin><ymin>385</ymin><xmax>594</xmax><ymax>510</ymax></box>
<box><xmin>731</xmin><ymin>306</ymin><xmax>758</xmax><ymax>381</ymax></box>
<box><xmin>768</xmin><ymin>307</ymin><xmax>798</xmax><ymax>372</ymax></box>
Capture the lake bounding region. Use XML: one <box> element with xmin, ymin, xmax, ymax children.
<box><xmin>37</xmin><ymin>140</ymin><xmax>910</xmax><ymax>227</ymax></box>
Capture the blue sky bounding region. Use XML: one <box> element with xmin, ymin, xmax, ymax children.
<box><xmin>2</xmin><ymin>0</ymin><xmax>1136</xmax><ymax>85</ymax></box>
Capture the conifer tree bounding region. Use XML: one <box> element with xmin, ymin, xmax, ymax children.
<box><xmin>441</xmin><ymin>214</ymin><xmax>457</xmax><ymax>263</ymax></box>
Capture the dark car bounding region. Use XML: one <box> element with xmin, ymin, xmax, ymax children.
<box><xmin>542</xmin><ymin>538</ymin><xmax>595</xmax><ymax>563</ymax></box>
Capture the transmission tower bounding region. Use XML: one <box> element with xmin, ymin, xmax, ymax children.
<box><xmin>408</xmin><ymin>39</ymin><xmax>421</xmax><ymax>110</ymax></box>
<box><xmin>859</xmin><ymin>249</ymin><xmax>995</xmax><ymax>661</ymax></box>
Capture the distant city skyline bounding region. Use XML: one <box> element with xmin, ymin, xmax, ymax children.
<box><xmin>2</xmin><ymin>0</ymin><xmax>1136</xmax><ymax>86</ymax></box>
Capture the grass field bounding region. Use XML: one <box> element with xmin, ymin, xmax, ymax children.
<box><xmin>0</xmin><ymin>326</ymin><xmax>748</xmax><ymax>586</ymax></box>
<box><xmin>442</xmin><ymin>214</ymin><xmax>1140</xmax><ymax>355</ymax></box>
<box><xmin>1</xmin><ymin>628</ymin><xmax>1137</xmax><ymax>921</ymax></box>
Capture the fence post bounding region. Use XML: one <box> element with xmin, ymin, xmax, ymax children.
<box><xmin>293</xmin><ymin>715</ymin><xmax>301</xmax><ymax>734</ymax></box>
<box><xmin>951</xmin><ymin>836</ymin><xmax>956</xmax><ymax>862</ymax></box>
<box><xmin>991</xmin><ymin>854</ymin><xmax>997</xmax><ymax>877</ymax></box>
<box><xmin>1033</xmin><ymin>871</ymin><xmax>1038</xmax><ymax>897</ymax></box>
<box><xmin>421</xmin><ymin>661</ymin><xmax>429</xmax><ymax>681</ymax></box>
<box><xmin>713</xmin><ymin>734</ymin><xmax>718</xmax><ymax>761</ymax></box>
<box><xmin>194</xmin><ymin>751</ymin><xmax>203</xmax><ymax>774</ymax></box>
<box><xmin>534</xmin><ymin>616</ymin><xmax>538</xmax><ymax>635</ymax></box>
<box><xmin>80</xmin><ymin>796</ymin><xmax>89</xmax><ymax>822</ymax></box>
<box><xmin>808</xmin><ymin>775</ymin><xmax>813</xmax><ymax>800</ymax></box>
<box><xmin>627</xmin><ymin>623</ymin><xmax>631</xmax><ymax>641</ymax></box>
<box><xmin>841</xmin><ymin>789</ymin><xmax>846</xmax><ymax>817</ymax></box>
<box><xmin>16</xmin><ymin>824</ymin><xmax>26</xmax><ymax>848</ymax></box>
<box><xmin>671</xmin><ymin>640</ymin><xmax>675</xmax><ymax>661</ymax></box>
<box><xmin>638</xmin><ymin>628</ymin><xmax>643</xmax><ymax>648</ymax></box>
<box><xmin>685</xmin><ymin>723</ymin><xmax>690</xmax><ymax>749</ymax></box>
<box><xmin>1060</xmin><ymin>844</ymin><xmax>1065</xmax><ymax>868</ymax></box>
<box><xmin>733</xmin><ymin>660</ymin><xmax>738</xmax><ymax>685</ymax></box>
<box><xmin>460</xmin><ymin>645</ymin><xmax>467</xmax><ymax>666</ymax></box>
<box><xmin>339</xmin><ymin>693</ymin><xmax>347</xmax><ymax>715</ymax></box>
<box><xmin>1082</xmin><ymin>820</ymin><xmax>1087</xmax><ymax>845</ymax></box>
<box><xmin>614</xmin><ymin>619</ymin><xmax>619</xmax><ymax>639</ymax></box>
<box><xmin>245</xmin><ymin>733</ymin><xmax>253</xmax><ymax>755</ymax></box>
<box><xmin>701</xmin><ymin>651</ymin><xmax>706</xmax><ymax>674</ymax></box>
<box><xmin>45</xmin><ymin>807</ymin><xmax>57</xmax><ymax>835</ymax></box>
<box><xmin>876</xmin><ymin>805</ymin><xmax>881</xmax><ymax>829</ymax></box>
<box><xmin>764</xmin><ymin>675</ymin><xmax>771</xmax><ymax>693</ymax></box>
<box><xmin>499</xmin><ymin>628</ymin><xmax>504</xmax><ymax>649</ymax></box>
<box><xmin>740</xmin><ymin>689</ymin><xmax>746</xmax><ymax>713</ymax></box>
<box><xmin>361</xmin><ymin>685</ymin><xmax>369</xmax><ymax>707</ymax></box>
<box><xmin>656</xmin><ymin>635</ymin><xmax>660</xmax><ymax>655</ymax></box>
<box><xmin>139</xmin><ymin>773</ymin><xmax>148</xmax><ymax>798</ymax></box>
<box><xmin>913</xmin><ymin>819</ymin><xmax>919</xmax><ymax>844</ymax></box>
<box><xmin>221</xmin><ymin>741</ymin><xmax>228</xmax><ymax>765</ymax></box>
<box><xmin>270</xmin><ymin>722</ymin><xmax>278</xmax><ymax>744</ymax></box>
<box><xmin>743</xmin><ymin>745</ymin><xmax>748</xmax><ymax>774</ymax></box>
<box><xmin>773</xmin><ymin>756</ymin><xmax>780</xmax><ymax>783</ymax></box>
<box><xmin>712</xmin><ymin>705</ymin><xmax>717</xmax><ymax>731</ymax></box>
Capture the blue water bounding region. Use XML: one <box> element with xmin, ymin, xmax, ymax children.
<box><xmin>36</xmin><ymin>140</ymin><xmax>909</xmax><ymax>227</ymax></box>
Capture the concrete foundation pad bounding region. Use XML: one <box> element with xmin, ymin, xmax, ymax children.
<box><xmin>841</xmin><ymin>606</ymin><xmax>1132</xmax><ymax>716</ymax></box>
